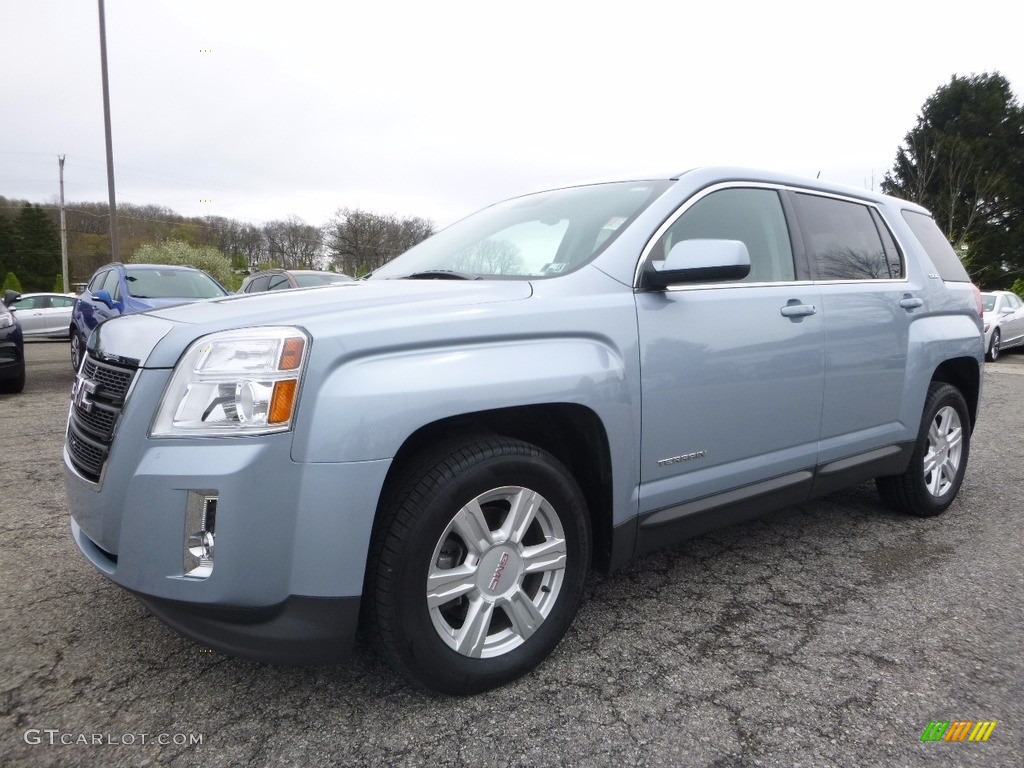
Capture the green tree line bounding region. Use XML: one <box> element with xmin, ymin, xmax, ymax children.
<box><xmin>0</xmin><ymin>197</ymin><xmax>435</xmax><ymax>292</ymax></box>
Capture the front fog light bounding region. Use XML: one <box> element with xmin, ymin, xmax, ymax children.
<box><xmin>184</xmin><ymin>490</ymin><xmax>218</xmax><ymax>579</ymax></box>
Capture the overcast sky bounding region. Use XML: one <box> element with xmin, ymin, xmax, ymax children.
<box><xmin>2</xmin><ymin>0</ymin><xmax>1021</xmax><ymax>229</ymax></box>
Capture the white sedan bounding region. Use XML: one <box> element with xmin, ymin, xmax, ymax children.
<box><xmin>7</xmin><ymin>292</ymin><xmax>77</xmax><ymax>339</ymax></box>
<box><xmin>981</xmin><ymin>290</ymin><xmax>1024</xmax><ymax>361</ymax></box>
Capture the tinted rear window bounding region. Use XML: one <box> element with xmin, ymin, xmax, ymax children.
<box><xmin>900</xmin><ymin>211</ymin><xmax>970</xmax><ymax>282</ymax></box>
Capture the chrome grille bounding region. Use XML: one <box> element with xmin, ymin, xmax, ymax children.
<box><xmin>67</xmin><ymin>353</ymin><xmax>138</xmax><ymax>482</ymax></box>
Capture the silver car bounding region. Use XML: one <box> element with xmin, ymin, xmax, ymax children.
<box><xmin>7</xmin><ymin>292</ymin><xmax>77</xmax><ymax>339</ymax></box>
<box><xmin>981</xmin><ymin>290</ymin><xmax>1024</xmax><ymax>361</ymax></box>
<box><xmin>64</xmin><ymin>168</ymin><xmax>984</xmax><ymax>694</ymax></box>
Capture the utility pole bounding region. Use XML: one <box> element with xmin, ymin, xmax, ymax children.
<box><xmin>97</xmin><ymin>0</ymin><xmax>119</xmax><ymax>262</ymax></box>
<box><xmin>58</xmin><ymin>156</ymin><xmax>69</xmax><ymax>293</ymax></box>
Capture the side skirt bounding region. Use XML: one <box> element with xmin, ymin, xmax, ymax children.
<box><xmin>630</xmin><ymin>442</ymin><xmax>914</xmax><ymax>558</ymax></box>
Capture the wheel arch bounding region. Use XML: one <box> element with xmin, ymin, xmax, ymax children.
<box><xmin>931</xmin><ymin>357</ymin><xmax>981</xmax><ymax>432</ymax></box>
<box><xmin>374</xmin><ymin>403</ymin><xmax>617</xmax><ymax>574</ymax></box>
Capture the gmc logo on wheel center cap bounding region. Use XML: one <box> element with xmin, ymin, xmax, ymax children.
<box><xmin>488</xmin><ymin>551</ymin><xmax>510</xmax><ymax>590</ymax></box>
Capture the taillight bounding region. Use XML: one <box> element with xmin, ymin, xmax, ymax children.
<box><xmin>971</xmin><ymin>284</ymin><xmax>984</xmax><ymax>317</ymax></box>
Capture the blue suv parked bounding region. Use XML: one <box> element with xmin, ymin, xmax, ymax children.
<box><xmin>70</xmin><ymin>263</ymin><xmax>229</xmax><ymax>370</ymax></box>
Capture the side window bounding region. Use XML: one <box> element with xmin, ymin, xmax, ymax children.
<box><xmin>654</xmin><ymin>188</ymin><xmax>795</xmax><ymax>282</ymax></box>
<box><xmin>793</xmin><ymin>193</ymin><xmax>890</xmax><ymax>279</ymax></box>
<box><xmin>246</xmin><ymin>275</ymin><xmax>271</xmax><ymax>293</ymax></box>
<box><xmin>1007</xmin><ymin>294</ymin><xmax>1022</xmax><ymax>310</ymax></box>
<box><xmin>267</xmin><ymin>274</ymin><xmax>291</xmax><ymax>291</ymax></box>
<box><xmin>12</xmin><ymin>296</ymin><xmax>40</xmax><ymax>309</ymax></box>
<box><xmin>101</xmin><ymin>270</ymin><xmax>121</xmax><ymax>298</ymax></box>
<box><xmin>870</xmin><ymin>209</ymin><xmax>904</xmax><ymax>279</ymax></box>
<box><xmin>88</xmin><ymin>271</ymin><xmax>109</xmax><ymax>292</ymax></box>
<box><xmin>53</xmin><ymin>296</ymin><xmax>75</xmax><ymax>308</ymax></box>
<box><xmin>900</xmin><ymin>210</ymin><xmax>970</xmax><ymax>282</ymax></box>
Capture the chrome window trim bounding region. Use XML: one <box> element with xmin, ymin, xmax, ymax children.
<box><xmin>634</xmin><ymin>181</ymin><xmax>910</xmax><ymax>288</ymax></box>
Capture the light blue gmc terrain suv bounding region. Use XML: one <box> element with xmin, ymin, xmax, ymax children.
<box><xmin>64</xmin><ymin>168</ymin><xmax>984</xmax><ymax>694</ymax></box>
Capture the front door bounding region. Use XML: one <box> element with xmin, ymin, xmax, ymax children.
<box><xmin>636</xmin><ymin>185</ymin><xmax>824</xmax><ymax>519</ymax></box>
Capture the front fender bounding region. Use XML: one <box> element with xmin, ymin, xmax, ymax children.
<box><xmin>291</xmin><ymin>336</ymin><xmax>633</xmax><ymax>465</ymax></box>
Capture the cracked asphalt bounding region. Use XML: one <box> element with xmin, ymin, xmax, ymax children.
<box><xmin>1</xmin><ymin>341</ymin><xmax>1021</xmax><ymax>768</ymax></box>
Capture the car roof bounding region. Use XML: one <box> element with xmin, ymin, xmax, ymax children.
<box><xmin>123</xmin><ymin>263</ymin><xmax>205</xmax><ymax>272</ymax></box>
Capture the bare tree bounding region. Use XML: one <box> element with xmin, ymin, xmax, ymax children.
<box><xmin>324</xmin><ymin>208</ymin><xmax>434</xmax><ymax>276</ymax></box>
<box><xmin>263</xmin><ymin>215</ymin><xmax>323</xmax><ymax>269</ymax></box>
<box><xmin>450</xmin><ymin>239</ymin><xmax>524</xmax><ymax>275</ymax></box>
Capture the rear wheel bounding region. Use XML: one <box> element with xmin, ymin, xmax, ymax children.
<box><xmin>877</xmin><ymin>382</ymin><xmax>970</xmax><ymax>517</ymax></box>
<box><xmin>367</xmin><ymin>436</ymin><xmax>591</xmax><ymax>694</ymax></box>
<box><xmin>987</xmin><ymin>328</ymin><xmax>1001</xmax><ymax>362</ymax></box>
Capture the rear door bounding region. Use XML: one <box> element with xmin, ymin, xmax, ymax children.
<box><xmin>788</xmin><ymin>190</ymin><xmax>914</xmax><ymax>466</ymax></box>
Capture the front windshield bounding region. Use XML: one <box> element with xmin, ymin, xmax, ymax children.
<box><xmin>370</xmin><ymin>180</ymin><xmax>672</xmax><ymax>280</ymax></box>
<box><xmin>982</xmin><ymin>295</ymin><xmax>996</xmax><ymax>312</ymax></box>
<box><xmin>125</xmin><ymin>267</ymin><xmax>227</xmax><ymax>299</ymax></box>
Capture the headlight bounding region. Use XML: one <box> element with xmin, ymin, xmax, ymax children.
<box><xmin>151</xmin><ymin>327</ymin><xmax>309</xmax><ymax>437</ymax></box>
<box><xmin>0</xmin><ymin>311</ymin><xmax>13</xmax><ymax>329</ymax></box>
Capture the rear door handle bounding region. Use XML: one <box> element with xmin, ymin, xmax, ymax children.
<box><xmin>780</xmin><ymin>302</ymin><xmax>816</xmax><ymax>318</ymax></box>
<box><xmin>899</xmin><ymin>295</ymin><xmax>924</xmax><ymax>310</ymax></box>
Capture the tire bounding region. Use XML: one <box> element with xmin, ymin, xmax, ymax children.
<box><xmin>367</xmin><ymin>436</ymin><xmax>591</xmax><ymax>695</ymax></box>
<box><xmin>877</xmin><ymin>382</ymin><xmax>970</xmax><ymax>517</ymax></box>
<box><xmin>986</xmin><ymin>328</ymin><xmax>1000</xmax><ymax>362</ymax></box>
<box><xmin>71</xmin><ymin>329</ymin><xmax>84</xmax><ymax>372</ymax></box>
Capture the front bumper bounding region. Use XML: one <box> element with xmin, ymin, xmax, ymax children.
<box><xmin>135</xmin><ymin>588</ymin><xmax>359</xmax><ymax>665</ymax></box>
<box><xmin>64</xmin><ymin>366</ymin><xmax>392</xmax><ymax>663</ymax></box>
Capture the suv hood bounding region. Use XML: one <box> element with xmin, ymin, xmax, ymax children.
<box><xmin>92</xmin><ymin>280</ymin><xmax>533</xmax><ymax>368</ymax></box>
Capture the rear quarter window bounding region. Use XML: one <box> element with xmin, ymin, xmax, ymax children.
<box><xmin>900</xmin><ymin>210</ymin><xmax>971</xmax><ymax>282</ymax></box>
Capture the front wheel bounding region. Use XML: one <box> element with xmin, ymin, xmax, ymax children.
<box><xmin>70</xmin><ymin>329</ymin><xmax>84</xmax><ymax>372</ymax></box>
<box><xmin>877</xmin><ymin>382</ymin><xmax>971</xmax><ymax>517</ymax></box>
<box><xmin>987</xmin><ymin>328</ymin><xmax>1001</xmax><ymax>362</ymax></box>
<box><xmin>367</xmin><ymin>436</ymin><xmax>591</xmax><ymax>694</ymax></box>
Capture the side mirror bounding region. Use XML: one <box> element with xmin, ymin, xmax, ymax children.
<box><xmin>2</xmin><ymin>289</ymin><xmax>19</xmax><ymax>307</ymax></box>
<box><xmin>1000</xmin><ymin>306</ymin><xmax>1014</xmax><ymax>316</ymax></box>
<box><xmin>92</xmin><ymin>289</ymin><xmax>115</xmax><ymax>308</ymax></box>
<box><xmin>641</xmin><ymin>239</ymin><xmax>751</xmax><ymax>290</ymax></box>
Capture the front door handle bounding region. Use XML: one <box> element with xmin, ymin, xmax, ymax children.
<box><xmin>899</xmin><ymin>295</ymin><xmax>924</xmax><ymax>310</ymax></box>
<box><xmin>780</xmin><ymin>301</ymin><xmax>817</xmax><ymax>318</ymax></box>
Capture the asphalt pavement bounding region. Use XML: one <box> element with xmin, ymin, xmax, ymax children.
<box><xmin>1</xmin><ymin>340</ymin><xmax>1021</xmax><ymax>767</ymax></box>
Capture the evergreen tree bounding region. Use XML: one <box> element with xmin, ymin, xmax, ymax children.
<box><xmin>12</xmin><ymin>204</ymin><xmax>61</xmax><ymax>291</ymax></box>
<box><xmin>2</xmin><ymin>272</ymin><xmax>23</xmax><ymax>293</ymax></box>
<box><xmin>0</xmin><ymin>215</ymin><xmax>14</xmax><ymax>280</ymax></box>
<box><xmin>882</xmin><ymin>72</ymin><xmax>1024</xmax><ymax>288</ymax></box>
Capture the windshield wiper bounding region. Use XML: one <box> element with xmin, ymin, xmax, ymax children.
<box><xmin>400</xmin><ymin>270</ymin><xmax>481</xmax><ymax>281</ymax></box>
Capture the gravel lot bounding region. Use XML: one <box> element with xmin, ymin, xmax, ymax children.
<box><xmin>2</xmin><ymin>341</ymin><xmax>1022</xmax><ymax>767</ymax></box>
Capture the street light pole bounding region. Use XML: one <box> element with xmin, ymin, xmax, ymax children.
<box><xmin>97</xmin><ymin>0</ymin><xmax>119</xmax><ymax>262</ymax></box>
<box><xmin>58</xmin><ymin>156</ymin><xmax>69</xmax><ymax>292</ymax></box>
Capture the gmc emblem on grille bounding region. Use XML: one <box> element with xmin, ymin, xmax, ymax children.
<box><xmin>72</xmin><ymin>375</ymin><xmax>98</xmax><ymax>413</ymax></box>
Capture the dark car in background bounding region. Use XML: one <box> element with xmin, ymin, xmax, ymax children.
<box><xmin>0</xmin><ymin>300</ymin><xmax>26</xmax><ymax>394</ymax></box>
<box><xmin>71</xmin><ymin>263</ymin><xmax>229</xmax><ymax>370</ymax></box>
<box><xmin>238</xmin><ymin>268</ymin><xmax>353</xmax><ymax>294</ymax></box>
